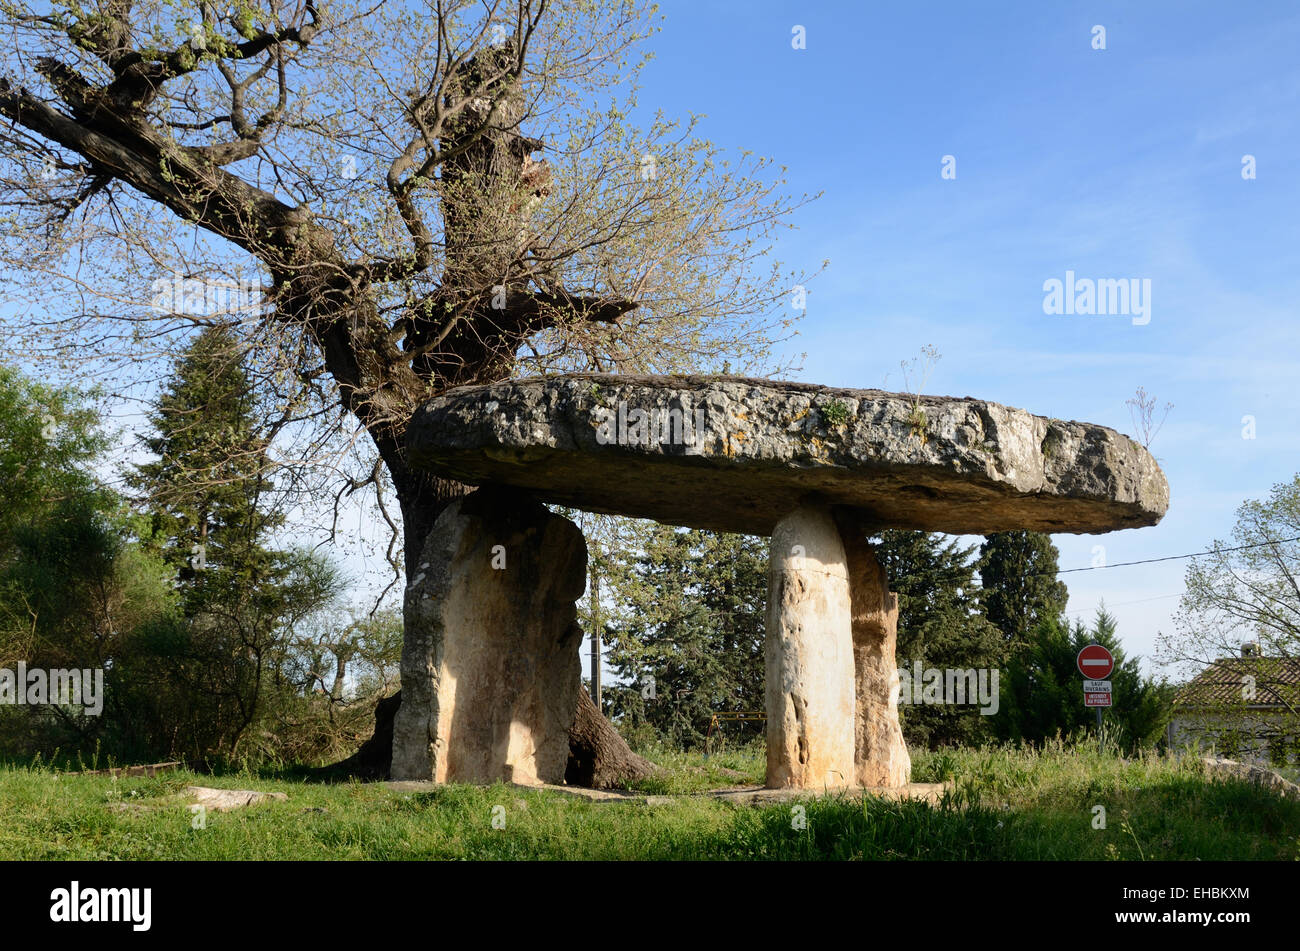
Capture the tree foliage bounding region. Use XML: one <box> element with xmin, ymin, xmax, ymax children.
<box><xmin>1161</xmin><ymin>475</ymin><xmax>1300</xmax><ymax>673</ymax></box>
<box><xmin>603</xmin><ymin>524</ymin><xmax>766</xmax><ymax>749</ymax></box>
<box><xmin>0</xmin><ymin>355</ymin><xmax>397</xmax><ymax>766</ymax></box>
<box><xmin>126</xmin><ymin>326</ymin><xmax>344</xmax><ymax>760</ymax></box>
<box><xmin>0</xmin><ymin>0</ymin><xmax>817</xmax><ymax>768</ymax></box>
<box><xmin>999</xmin><ymin>607</ymin><xmax>1173</xmax><ymax>749</ymax></box>
<box><xmin>0</xmin><ymin>364</ymin><xmax>175</xmax><ymax>757</ymax></box>
<box><xmin>977</xmin><ymin>530</ymin><xmax>1069</xmax><ymax>650</ymax></box>
<box><xmin>1156</xmin><ymin>475</ymin><xmax>1300</xmax><ymax>752</ymax></box>
<box><xmin>0</xmin><ymin>0</ymin><xmax>814</xmax><ymax>582</ymax></box>
<box><xmin>131</xmin><ymin>325</ymin><xmax>283</xmax><ymax>587</ymax></box>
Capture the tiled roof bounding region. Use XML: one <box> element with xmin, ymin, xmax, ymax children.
<box><xmin>1174</xmin><ymin>657</ymin><xmax>1300</xmax><ymax>708</ymax></box>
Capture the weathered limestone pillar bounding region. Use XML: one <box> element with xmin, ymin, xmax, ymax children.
<box><xmin>391</xmin><ymin>486</ymin><xmax>586</xmax><ymax>784</ymax></box>
<box><xmin>765</xmin><ymin>502</ymin><xmax>857</xmax><ymax>789</ymax></box>
<box><xmin>837</xmin><ymin>517</ymin><xmax>912</xmax><ymax>788</ymax></box>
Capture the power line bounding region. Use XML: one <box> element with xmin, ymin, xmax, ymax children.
<box><xmin>1052</xmin><ymin>535</ymin><xmax>1300</xmax><ymax>575</ymax></box>
<box><xmin>1063</xmin><ymin>592</ymin><xmax>1184</xmax><ymax>614</ymax></box>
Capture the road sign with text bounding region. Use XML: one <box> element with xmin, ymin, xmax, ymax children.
<box><xmin>1084</xmin><ymin>679</ymin><xmax>1112</xmax><ymax>707</ymax></box>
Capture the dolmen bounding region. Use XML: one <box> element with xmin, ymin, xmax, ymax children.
<box><xmin>391</xmin><ymin>374</ymin><xmax>1169</xmax><ymax>789</ymax></box>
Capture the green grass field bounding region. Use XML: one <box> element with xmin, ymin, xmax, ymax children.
<box><xmin>1</xmin><ymin>740</ymin><xmax>1296</xmax><ymax>860</ymax></box>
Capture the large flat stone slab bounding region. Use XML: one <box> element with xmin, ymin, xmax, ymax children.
<box><xmin>407</xmin><ymin>374</ymin><xmax>1169</xmax><ymax>536</ymax></box>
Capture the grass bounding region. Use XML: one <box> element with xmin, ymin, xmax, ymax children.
<box><xmin>624</xmin><ymin>738</ymin><xmax>766</xmax><ymax>794</ymax></box>
<box><xmin>0</xmin><ymin>738</ymin><xmax>1296</xmax><ymax>860</ymax></box>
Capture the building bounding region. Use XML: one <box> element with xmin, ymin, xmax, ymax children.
<box><xmin>1167</xmin><ymin>643</ymin><xmax>1300</xmax><ymax>767</ymax></box>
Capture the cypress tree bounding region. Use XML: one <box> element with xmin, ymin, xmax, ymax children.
<box><xmin>977</xmin><ymin>531</ymin><xmax>1070</xmax><ymax>650</ymax></box>
<box><xmin>870</xmin><ymin>530</ymin><xmax>1005</xmax><ymax>748</ymax></box>
<box><xmin>604</xmin><ymin>525</ymin><xmax>767</xmax><ymax>749</ymax></box>
<box><xmin>131</xmin><ymin>325</ymin><xmax>283</xmax><ymax>606</ymax></box>
<box><xmin>998</xmin><ymin>606</ymin><xmax>1173</xmax><ymax>747</ymax></box>
<box><xmin>128</xmin><ymin>326</ymin><xmax>325</xmax><ymax>759</ymax></box>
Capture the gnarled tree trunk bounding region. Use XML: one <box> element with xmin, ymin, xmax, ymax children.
<box><xmin>566</xmin><ymin>686</ymin><xmax>659</xmax><ymax>788</ymax></box>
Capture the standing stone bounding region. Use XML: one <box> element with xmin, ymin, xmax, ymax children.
<box><xmin>837</xmin><ymin>516</ymin><xmax>912</xmax><ymax>788</ymax></box>
<box><xmin>391</xmin><ymin>486</ymin><xmax>586</xmax><ymax>784</ymax></box>
<box><xmin>765</xmin><ymin>502</ymin><xmax>857</xmax><ymax>789</ymax></box>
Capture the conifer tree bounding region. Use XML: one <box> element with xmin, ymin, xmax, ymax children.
<box><xmin>604</xmin><ymin>525</ymin><xmax>767</xmax><ymax>749</ymax></box>
<box><xmin>870</xmin><ymin>530</ymin><xmax>1004</xmax><ymax>747</ymax></box>
<box><xmin>131</xmin><ymin>325</ymin><xmax>283</xmax><ymax>606</ymax></box>
<box><xmin>998</xmin><ymin>606</ymin><xmax>1172</xmax><ymax>747</ymax></box>
<box><xmin>977</xmin><ymin>531</ymin><xmax>1070</xmax><ymax>650</ymax></box>
<box><xmin>129</xmin><ymin>327</ymin><xmax>337</xmax><ymax>759</ymax></box>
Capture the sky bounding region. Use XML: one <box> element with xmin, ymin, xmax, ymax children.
<box><xmin>614</xmin><ymin>0</ymin><xmax>1300</xmax><ymax>675</ymax></box>
<box><xmin>6</xmin><ymin>1</ymin><xmax>1296</xmax><ymax>684</ymax></box>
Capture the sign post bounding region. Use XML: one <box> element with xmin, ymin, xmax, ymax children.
<box><xmin>1077</xmin><ymin>643</ymin><xmax>1114</xmax><ymax>730</ymax></box>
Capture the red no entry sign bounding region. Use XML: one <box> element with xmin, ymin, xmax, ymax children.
<box><xmin>1077</xmin><ymin>644</ymin><xmax>1114</xmax><ymax>680</ymax></box>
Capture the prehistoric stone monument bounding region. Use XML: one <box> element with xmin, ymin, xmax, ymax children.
<box><xmin>391</xmin><ymin>374</ymin><xmax>1169</xmax><ymax>789</ymax></box>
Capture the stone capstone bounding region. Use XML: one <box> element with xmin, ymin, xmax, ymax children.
<box><xmin>391</xmin><ymin>486</ymin><xmax>586</xmax><ymax>785</ymax></box>
<box><xmin>407</xmin><ymin>373</ymin><xmax>1169</xmax><ymax>537</ymax></box>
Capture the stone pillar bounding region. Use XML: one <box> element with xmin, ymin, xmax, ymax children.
<box><xmin>765</xmin><ymin>502</ymin><xmax>857</xmax><ymax>789</ymax></box>
<box><xmin>391</xmin><ymin>486</ymin><xmax>586</xmax><ymax>785</ymax></box>
<box><xmin>837</xmin><ymin>518</ymin><xmax>912</xmax><ymax>788</ymax></box>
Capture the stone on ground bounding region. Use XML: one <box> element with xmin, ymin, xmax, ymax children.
<box><xmin>1202</xmin><ymin>756</ymin><xmax>1300</xmax><ymax>801</ymax></box>
<box><xmin>186</xmin><ymin>787</ymin><xmax>288</xmax><ymax>812</ymax></box>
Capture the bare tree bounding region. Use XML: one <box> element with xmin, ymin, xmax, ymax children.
<box><xmin>1126</xmin><ymin>385</ymin><xmax>1172</xmax><ymax>450</ymax></box>
<box><xmin>0</xmin><ymin>0</ymin><xmax>814</xmax><ymax>772</ymax></box>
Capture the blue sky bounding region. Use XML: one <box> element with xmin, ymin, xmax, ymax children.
<box><xmin>626</xmin><ymin>0</ymin><xmax>1300</xmax><ymax>672</ymax></box>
